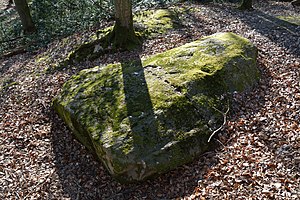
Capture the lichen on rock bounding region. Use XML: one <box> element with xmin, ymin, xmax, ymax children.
<box><xmin>53</xmin><ymin>32</ymin><xmax>260</xmax><ymax>182</ymax></box>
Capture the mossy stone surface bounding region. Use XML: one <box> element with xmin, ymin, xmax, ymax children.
<box><xmin>134</xmin><ymin>9</ymin><xmax>179</xmax><ymax>36</ymax></box>
<box><xmin>277</xmin><ymin>16</ymin><xmax>300</xmax><ymax>26</ymax></box>
<box><xmin>53</xmin><ymin>32</ymin><xmax>260</xmax><ymax>182</ymax></box>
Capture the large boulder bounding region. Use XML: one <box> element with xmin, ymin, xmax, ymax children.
<box><xmin>53</xmin><ymin>32</ymin><xmax>260</xmax><ymax>182</ymax></box>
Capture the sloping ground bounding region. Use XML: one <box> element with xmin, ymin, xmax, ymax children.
<box><xmin>0</xmin><ymin>1</ymin><xmax>299</xmax><ymax>199</ymax></box>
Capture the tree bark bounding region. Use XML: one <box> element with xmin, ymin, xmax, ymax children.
<box><xmin>112</xmin><ymin>0</ymin><xmax>139</xmax><ymax>49</ymax></box>
<box><xmin>239</xmin><ymin>0</ymin><xmax>253</xmax><ymax>10</ymax></box>
<box><xmin>14</xmin><ymin>0</ymin><xmax>36</xmax><ymax>34</ymax></box>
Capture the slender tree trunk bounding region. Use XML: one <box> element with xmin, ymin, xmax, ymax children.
<box><xmin>14</xmin><ymin>0</ymin><xmax>36</xmax><ymax>34</ymax></box>
<box><xmin>239</xmin><ymin>0</ymin><xmax>253</xmax><ymax>10</ymax></box>
<box><xmin>112</xmin><ymin>0</ymin><xmax>139</xmax><ymax>49</ymax></box>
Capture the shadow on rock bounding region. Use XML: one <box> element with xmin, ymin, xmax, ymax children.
<box><xmin>50</xmin><ymin>107</ymin><xmax>220</xmax><ymax>199</ymax></box>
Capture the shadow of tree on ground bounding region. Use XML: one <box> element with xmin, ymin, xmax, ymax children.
<box><xmin>49</xmin><ymin>50</ymin><xmax>220</xmax><ymax>199</ymax></box>
<box><xmin>48</xmin><ymin>3</ymin><xmax>283</xmax><ymax>199</ymax></box>
<box><xmin>213</xmin><ymin>3</ymin><xmax>300</xmax><ymax>57</ymax></box>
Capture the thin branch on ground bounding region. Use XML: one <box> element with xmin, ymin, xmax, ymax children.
<box><xmin>1</xmin><ymin>47</ymin><xmax>27</xmax><ymax>58</ymax></box>
<box><xmin>208</xmin><ymin>102</ymin><xmax>230</xmax><ymax>143</ymax></box>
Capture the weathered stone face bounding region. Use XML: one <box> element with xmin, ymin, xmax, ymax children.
<box><xmin>53</xmin><ymin>32</ymin><xmax>260</xmax><ymax>182</ymax></box>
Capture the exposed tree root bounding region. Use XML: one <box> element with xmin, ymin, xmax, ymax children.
<box><xmin>65</xmin><ymin>27</ymin><xmax>141</xmax><ymax>65</ymax></box>
<box><xmin>1</xmin><ymin>47</ymin><xmax>27</xmax><ymax>59</ymax></box>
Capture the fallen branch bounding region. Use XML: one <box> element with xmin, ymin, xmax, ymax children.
<box><xmin>208</xmin><ymin>102</ymin><xmax>230</xmax><ymax>143</ymax></box>
<box><xmin>1</xmin><ymin>47</ymin><xmax>27</xmax><ymax>59</ymax></box>
<box><xmin>0</xmin><ymin>36</ymin><xmax>23</xmax><ymax>44</ymax></box>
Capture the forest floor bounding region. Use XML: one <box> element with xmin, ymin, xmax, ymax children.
<box><xmin>0</xmin><ymin>1</ymin><xmax>300</xmax><ymax>199</ymax></box>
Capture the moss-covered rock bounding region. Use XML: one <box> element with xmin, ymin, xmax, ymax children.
<box><xmin>53</xmin><ymin>32</ymin><xmax>260</xmax><ymax>182</ymax></box>
<box><xmin>134</xmin><ymin>9</ymin><xmax>179</xmax><ymax>36</ymax></box>
<box><xmin>277</xmin><ymin>16</ymin><xmax>300</xmax><ymax>26</ymax></box>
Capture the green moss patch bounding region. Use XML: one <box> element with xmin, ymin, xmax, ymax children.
<box><xmin>63</xmin><ymin>8</ymin><xmax>181</xmax><ymax>64</ymax></box>
<box><xmin>277</xmin><ymin>16</ymin><xmax>300</xmax><ymax>26</ymax></box>
<box><xmin>53</xmin><ymin>32</ymin><xmax>260</xmax><ymax>182</ymax></box>
<box><xmin>134</xmin><ymin>9</ymin><xmax>179</xmax><ymax>36</ymax></box>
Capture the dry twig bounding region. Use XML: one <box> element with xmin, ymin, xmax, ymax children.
<box><xmin>208</xmin><ymin>103</ymin><xmax>230</xmax><ymax>143</ymax></box>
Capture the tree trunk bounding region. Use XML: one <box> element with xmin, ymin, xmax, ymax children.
<box><xmin>112</xmin><ymin>0</ymin><xmax>139</xmax><ymax>49</ymax></box>
<box><xmin>239</xmin><ymin>0</ymin><xmax>253</xmax><ymax>10</ymax></box>
<box><xmin>14</xmin><ymin>0</ymin><xmax>36</xmax><ymax>34</ymax></box>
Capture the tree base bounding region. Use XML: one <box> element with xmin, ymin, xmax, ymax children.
<box><xmin>65</xmin><ymin>26</ymin><xmax>141</xmax><ymax>64</ymax></box>
<box><xmin>107</xmin><ymin>25</ymin><xmax>141</xmax><ymax>50</ymax></box>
